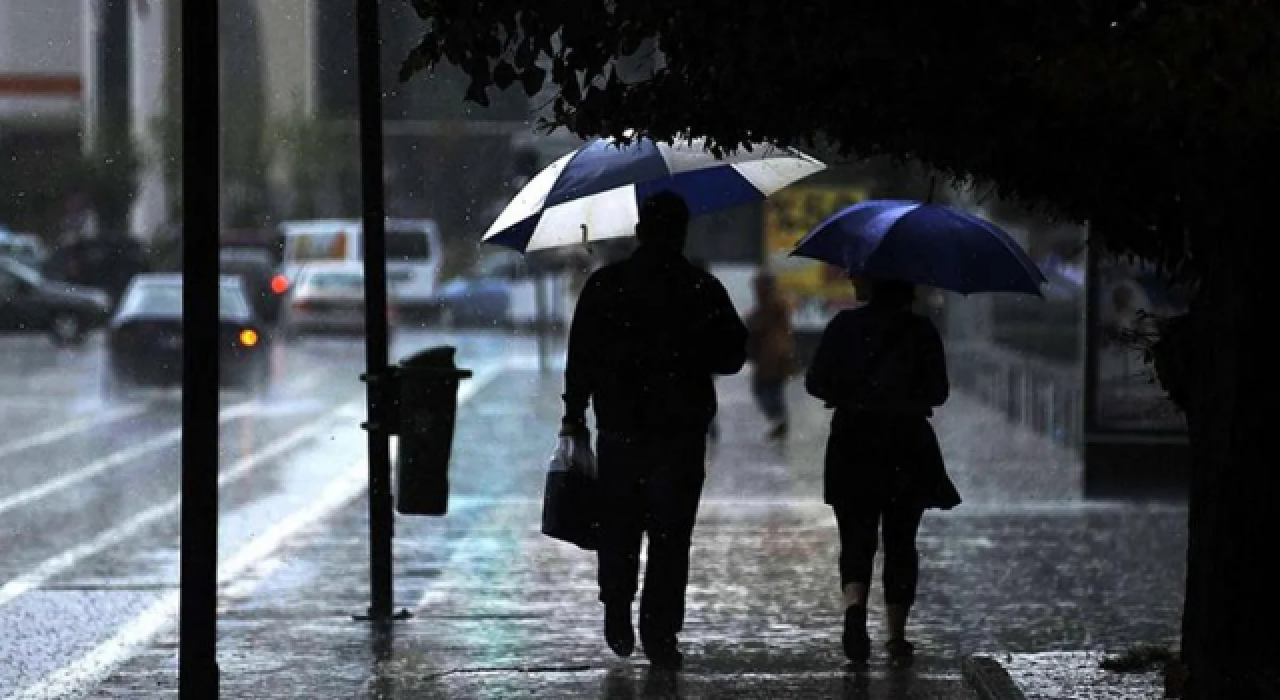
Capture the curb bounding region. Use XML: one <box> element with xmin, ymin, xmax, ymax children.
<box><xmin>962</xmin><ymin>656</ymin><xmax>1028</xmax><ymax>700</ymax></box>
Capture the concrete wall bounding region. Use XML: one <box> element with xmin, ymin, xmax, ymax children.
<box><xmin>128</xmin><ymin>0</ymin><xmax>168</xmax><ymax>239</ymax></box>
<box><xmin>257</xmin><ymin>0</ymin><xmax>314</xmax><ymax>119</ymax></box>
<box><xmin>0</xmin><ymin>0</ymin><xmax>85</xmax><ymax>124</ymax></box>
<box><xmin>0</xmin><ymin>1</ymin><xmax>83</xmax><ymax>73</ymax></box>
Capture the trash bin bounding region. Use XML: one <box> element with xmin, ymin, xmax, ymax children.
<box><xmin>393</xmin><ymin>346</ymin><xmax>472</xmax><ymax>516</ymax></box>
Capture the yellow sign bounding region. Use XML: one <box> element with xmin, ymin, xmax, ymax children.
<box><xmin>763</xmin><ymin>185</ymin><xmax>869</xmax><ymax>327</ymax></box>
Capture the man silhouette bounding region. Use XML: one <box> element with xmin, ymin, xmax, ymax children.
<box><xmin>560</xmin><ymin>191</ymin><xmax>748</xmax><ymax>669</ymax></box>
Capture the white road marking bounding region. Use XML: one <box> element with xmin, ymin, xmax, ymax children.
<box><xmin>4</xmin><ymin>362</ymin><xmax>508</xmax><ymax>700</ymax></box>
<box><xmin>4</xmin><ymin>462</ymin><xmax>370</xmax><ymax>700</ymax></box>
<box><xmin>0</xmin><ymin>406</ymin><xmax>148</xmax><ymax>461</ymax></box>
<box><xmin>0</xmin><ymin>399</ymin><xmax>361</xmax><ymax>609</ymax></box>
<box><xmin>0</xmin><ymin>370</ymin><xmax>326</xmax><ymax>519</ymax></box>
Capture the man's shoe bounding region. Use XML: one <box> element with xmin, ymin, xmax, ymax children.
<box><xmin>843</xmin><ymin>604</ymin><xmax>871</xmax><ymax>663</ymax></box>
<box><xmin>604</xmin><ymin>604</ymin><xmax>635</xmax><ymax>658</ymax></box>
<box><xmin>646</xmin><ymin>646</ymin><xmax>683</xmax><ymax>671</ymax></box>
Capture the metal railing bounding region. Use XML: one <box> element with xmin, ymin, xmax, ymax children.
<box><xmin>947</xmin><ymin>341</ymin><xmax>1084</xmax><ymax>450</ymax></box>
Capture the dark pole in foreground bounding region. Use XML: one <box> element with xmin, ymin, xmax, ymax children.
<box><xmin>180</xmin><ymin>0</ymin><xmax>221</xmax><ymax>696</ymax></box>
<box><xmin>355</xmin><ymin>0</ymin><xmax>397</xmax><ymax>621</ymax></box>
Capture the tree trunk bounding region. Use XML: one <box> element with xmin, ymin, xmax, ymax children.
<box><xmin>1180</xmin><ymin>234</ymin><xmax>1280</xmax><ymax>698</ymax></box>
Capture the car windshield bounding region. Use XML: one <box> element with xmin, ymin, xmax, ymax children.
<box><xmin>118</xmin><ymin>281</ymin><xmax>252</xmax><ymax>318</ymax></box>
<box><xmin>220</xmin><ymin>248</ymin><xmax>273</xmax><ymax>266</ymax></box>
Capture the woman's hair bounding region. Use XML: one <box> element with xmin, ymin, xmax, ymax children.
<box><xmin>867</xmin><ymin>278</ymin><xmax>916</xmax><ymax>308</ymax></box>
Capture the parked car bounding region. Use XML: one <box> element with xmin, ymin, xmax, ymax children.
<box><xmin>276</xmin><ymin>218</ymin><xmax>443</xmax><ymax>321</ymax></box>
<box><xmin>433</xmin><ymin>250</ymin><xmax>586</xmax><ymax>329</ymax></box>
<box><xmin>0</xmin><ymin>257</ymin><xmax>111</xmax><ymax>346</ymax></box>
<box><xmin>279</xmin><ymin>261</ymin><xmax>390</xmax><ymax>339</ymax></box>
<box><xmin>42</xmin><ymin>235</ymin><xmax>151</xmax><ymax>308</ymax></box>
<box><xmin>102</xmin><ymin>274</ymin><xmax>271</xmax><ymax>396</ymax></box>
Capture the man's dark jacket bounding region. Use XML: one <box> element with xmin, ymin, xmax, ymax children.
<box><xmin>564</xmin><ymin>245</ymin><xmax>748</xmax><ymax>435</ymax></box>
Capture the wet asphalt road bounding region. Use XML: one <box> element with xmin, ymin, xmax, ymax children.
<box><xmin>0</xmin><ymin>329</ymin><xmax>547</xmax><ymax>697</ymax></box>
<box><xmin>0</xmin><ymin>331</ymin><xmax>1188</xmax><ymax>698</ymax></box>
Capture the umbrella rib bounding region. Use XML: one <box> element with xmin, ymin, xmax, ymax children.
<box><xmin>957</xmin><ymin>208</ymin><xmax>1048</xmax><ymax>283</ymax></box>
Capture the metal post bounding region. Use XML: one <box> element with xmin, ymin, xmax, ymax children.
<box><xmin>179</xmin><ymin>0</ymin><xmax>220</xmax><ymax>696</ymax></box>
<box><xmin>354</xmin><ymin>0</ymin><xmax>405</xmax><ymax>622</ymax></box>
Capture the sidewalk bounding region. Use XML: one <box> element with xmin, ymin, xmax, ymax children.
<box><xmin>94</xmin><ymin>368</ymin><xmax>1183</xmax><ymax>698</ymax></box>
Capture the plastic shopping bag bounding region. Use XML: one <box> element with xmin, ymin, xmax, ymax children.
<box><xmin>540</xmin><ymin>435</ymin><xmax>600</xmax><ymax>550</ymax></box>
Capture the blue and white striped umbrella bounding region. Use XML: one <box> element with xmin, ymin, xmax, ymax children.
<box><xmin>483</xmin><ymin>134</ymin><xmax>826</xmax><ymax>252</ymax></box>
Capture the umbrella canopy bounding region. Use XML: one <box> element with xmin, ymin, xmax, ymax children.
<box><xmin>790</xmin><ymin>200</ymin><xmax>1048</xmax><ymax>296</ymax></box>
<box><xmin>484</xmin><ymin>134</ymin><xmax>825</xmax><ymax>252</ymax></box>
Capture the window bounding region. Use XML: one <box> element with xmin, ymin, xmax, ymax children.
<box><xmin>291</xmin><ymin>233</ymin><xmax>349</xmax><ymax>261</ymax></box>
<box><xmin>220</xmin><ymin>247</ymin><xmax>274</xmax><ymax>266</ymax></box>
<box><xmin>314</xmin><ymin>3</ymin><xmax>358</xmax><ymax>119</ymax></box>
<box><xmin>384</xmin><ymin>231</ymin><xmax>431</xmax><ymax>261</ymax></box>
<box><xmin>220</xmin><ymin>285</ymin><xmax>253</xmax><ymax>317</ymax></box>
<box><xmin>117</xmin><ymin>281</ymin><xmax>252</xmax><ymax>318</ymax></box>
<box><xmin>306</xmin><ymin>272</ymin><xmax>364</xmax><ymax>292</ymax></box>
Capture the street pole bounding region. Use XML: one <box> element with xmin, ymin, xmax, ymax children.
<box><xmin>179</xmin><ymin>0</ymin><xmax>221</xmax><ymax>696</ymax></box>
<box><xmin>354</xmin><ymin>0</ymin><xmax>400</xmax><ymax>622</ymax></box>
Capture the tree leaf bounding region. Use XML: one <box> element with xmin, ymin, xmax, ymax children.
<box><xmin>402</xmin><ymin>0</ymin><xmax>1280</xmax><ymax>270</ymax></box>
<box><xmin>515</xmin><ymin>36</ymin><xmax>539</xmax><ymax>67</ymax></box>
<box><xmin>464</xmin><ymin>79</ymin><xmax>491</xmax><ymax>107</ymax></box>
<box><xmin>493</xmin><ymin>61</ymin><xmax>517</xmax><ymax>90</ymax></box>
<box><xmin>520</xmin><ymin>65</ymin><xmax>547</xmax><ymax>97</ymax></box>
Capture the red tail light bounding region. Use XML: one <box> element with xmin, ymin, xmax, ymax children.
<box><xmin>270</xmin><ymin>274</ymin><xmax>289</xmax><ymax>295</ymax></box>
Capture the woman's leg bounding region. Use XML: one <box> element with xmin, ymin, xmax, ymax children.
<box><xmin>881</xmin><ymin>501</ymin><xmax>926</xmax><ymax>661</ymax></box>
<box><xmin>754</xmin><ymin>379</ymin><xmax>789</xmax><ymax>439</ymax></box>
<box><xmin>833</xmin><ymin>503</ymin><xmax>880</xmax><ymax>662</ymax></box>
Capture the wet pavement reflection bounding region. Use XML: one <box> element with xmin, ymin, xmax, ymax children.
<box><xmin>0</xmin><ymin>331</ymin><xmax>1183</xmax><ymax>698</ymax></box>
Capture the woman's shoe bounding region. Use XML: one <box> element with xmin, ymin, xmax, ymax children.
<box><xmin>843</xmin><ymin>605</ymin><xmax>871</xmax><ymax>663</ymax></box>
<box><xmin>885</xmin><ymin>638</ymin><xmax>915</xmax><ymax>666</ymax></box>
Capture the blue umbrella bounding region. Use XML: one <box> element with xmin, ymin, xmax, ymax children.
<box><xmin>790</xmin><ymin>200</ymin><xmax>1048</xmax><ymax>296</ymax></box>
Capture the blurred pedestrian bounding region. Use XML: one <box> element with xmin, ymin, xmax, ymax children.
<box><xmin>560</xmin><ymin>191</ymin><xmax>748</xmax><ymax>669</ymax></box>
<box><xmin>804</xmin><ymin>277</ymin><xmax>961</xmax><ymax>666</ymax></box>
<box><xmin>745</xmin><ymin>270</ymin><xmax>796</xmax><ymax>441</ymax></box>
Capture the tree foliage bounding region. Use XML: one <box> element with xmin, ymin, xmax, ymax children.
<box><xmin>0</xmin><ymin>134</ymin><xmax>139</xmax><ymax>238</ymax></box>
<box><xmin>402</xmin><ymin>0</ymin><xmax>1279</xmax><ymax>272</ymax></box>
<box><xmin>266</xmin><ymin>106</ymin><xmax>357</xmax><ymax>220</ymax></box>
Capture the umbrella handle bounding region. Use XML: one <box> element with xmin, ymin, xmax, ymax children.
<box><xmin>581</xmin><ymin>224</ymin><xmax>592</xmax><ymax>254</ymax></box>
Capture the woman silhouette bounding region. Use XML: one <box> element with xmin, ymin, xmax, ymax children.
<box><xmin>805</xmin><ymin>277</ymin><xmax>960</xmax><ymax>665</ymax></box>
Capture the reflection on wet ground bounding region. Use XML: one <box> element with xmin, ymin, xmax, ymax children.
<box><xmin>0</xmin><ymin>330</ymin><xmax>1182</xmax><ymax>698</ymax></box>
